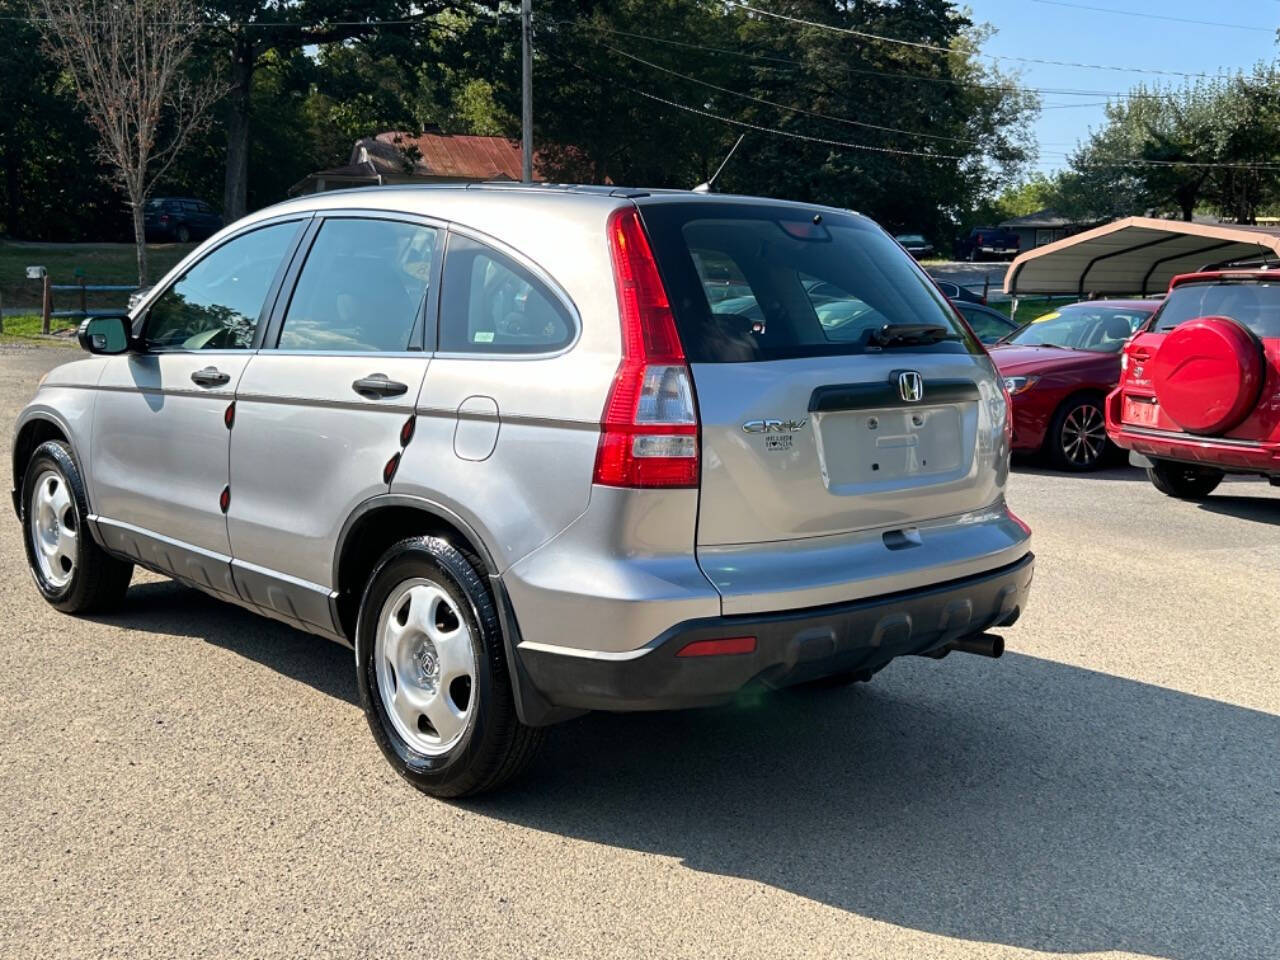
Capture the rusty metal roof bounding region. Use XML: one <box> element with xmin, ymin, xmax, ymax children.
<box><xmin>372</xmin><ymin>131</ymin><xmax>541</xmax><ymax>182</ymax></box>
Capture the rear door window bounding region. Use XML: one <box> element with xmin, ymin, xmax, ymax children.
<box><xmin>639</xmin><ymin>203</ymin><xmax>978</xmax><ymax>362</ymax></box>
<box><xmin>1152</xmin><ymin>281</ymin><xmax>1280</xmax><ymax>338</ymax></box>
<box><xmin>278</xmin><ymin>218</ymin><xmax>437</xmax><ymax>352</ymax></box>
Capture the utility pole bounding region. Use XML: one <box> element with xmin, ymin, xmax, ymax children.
<box><xmin>521</xmin><ymin>0</ymin><xmax>533</xmax><ymax>183</ymax></box>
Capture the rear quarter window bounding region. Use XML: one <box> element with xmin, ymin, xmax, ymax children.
<box><xmin>639</xmin><ymin>203</ymin><xmax>979</xmax><ymax>363</ymax></box>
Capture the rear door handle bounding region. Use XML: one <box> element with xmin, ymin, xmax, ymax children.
<box><xmin>191</xmin><ymin>366</ymin><xmax>230</xmax><ymax>387</ymax></box>
<box><xmin>352</xmin><ymin>374</ymin><xmax>409</xmax><ymax>399</ymax></box>
<box><xmin>1132</xmin><ymin>349</ymin><xmax>1151</xmax><ymax>362</ymax></box>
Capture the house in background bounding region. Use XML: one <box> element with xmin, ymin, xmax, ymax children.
<box><xmin>998</xmin><ymin>209</ymin><xmax>1095</xmax><ymax>250</ymax></box>
<box><xmin>290</xmin><ymin>129</ymin><xmax>545</xmax><ymax>195</ymax></box>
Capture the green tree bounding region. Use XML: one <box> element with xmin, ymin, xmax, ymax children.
<box><xmin>1062</xmin><ymin>71</ymin><xmax>1280</xmax><ymax>224</ymax></box>
<box><xmin>200</xmin><ymin>0</ymin><xmax>434</xmax><ymax>221</ymax></box>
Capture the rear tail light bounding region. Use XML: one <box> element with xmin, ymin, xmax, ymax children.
<box><xmin>594</xmin><ymin>207</ymin><xmax>699</xmax><ymax>489</ymax></box>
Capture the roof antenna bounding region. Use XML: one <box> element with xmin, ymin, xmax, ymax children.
<box><xmin>693</xmin><ymin>135</ymin><xmax>745</xmax><ymax>194</ymax></box>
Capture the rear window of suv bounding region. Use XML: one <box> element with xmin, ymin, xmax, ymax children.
<box><xmin>1152</xmin><ymin>280</ymin><xmax>1280</xmax><ymax>338</ymax></box>
<box><xmin>638</xmin><ymin>203</ymin><xmax>979</xmax><ymax>363</ymax></box>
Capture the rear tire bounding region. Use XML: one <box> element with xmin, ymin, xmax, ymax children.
<box><xmin>1147</xmin><ymin>459</ymin><xmax>1224</xmax><ymax>500</ymax></box>
<box><xmin>1047</xmin><ymin>396</ymin><xmax>1109</xmax><ymax>472</ymax></box>
<box><xmin>355</xmin><ymin>536</ymin><xmax>544</xmax><ymax>798</ymax></box>
<box><xmin>21</xmin><ymin>440</ymin><xmax>133</xmax><ymax>613</ymax></box>
<box><xmin>175</xmin><ymin>224</ymin><xmax>191</xmax><ymax>243</ymax></box>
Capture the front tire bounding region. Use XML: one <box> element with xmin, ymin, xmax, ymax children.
<box><xmin>1047</xmin><ymin>396</ymin><xmax>1108</xmax><ymax>471</ymax></box>
<box><xmin>1147</xmin><ymin>459</ymin><xmax>1224</xmax><ymax>500</ymax></box>
<box><xmin>21</xmin><ymin>440</ymin><xmax>133</xmax><ymax>613</ymax></box>
<box><xmin>355</xmin><ymin>536</ymin><xmax>544</xmax><ymax>797</ymax></box>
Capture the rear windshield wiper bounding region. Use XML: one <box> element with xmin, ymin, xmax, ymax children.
<box><xmin>868</xmin><ymin>323</ymin><xmax>955</xmax><ymax>346</ymax></box>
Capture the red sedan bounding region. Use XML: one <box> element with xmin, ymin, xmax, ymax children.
<box><xmin>989</xmin><ymin>299</ymin><xmax>1160</xmax><ymax>470</ymax></box>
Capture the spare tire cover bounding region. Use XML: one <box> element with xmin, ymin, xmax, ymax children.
<box><xmin>1151</xmin><ymin>315</ymin><xmax>1264</xmax><ymax>435</ymax></box>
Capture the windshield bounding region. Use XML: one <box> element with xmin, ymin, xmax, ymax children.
<box><xmin>640</xmin><ymin>204</ymin><xmax>979</xmax><ymax>363</ymax></box>
<box><xmin>1005</xmin><ymin>304</ymin><xmax>1152</xmax><ymax>352</ymax></box>
<box><xmin>898</xmin><ymin>234</ymin><xmax>926</xmax><ymax>244</ymax></box>
<box><xmin>1152</xmin><ymin>280</ymin><xmax>1280</xmax><ymax>338</ymax></box>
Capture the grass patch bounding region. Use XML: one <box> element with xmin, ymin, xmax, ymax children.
<box><xmin>0</xmin><ymin>240</ymin><xmax>194</xmax><ymax>314</ymax></box>
<box><xmin>0</xmin><ymin>313</ymin><xmax>79</xmax><ymax>338</ymax></box>
<box><xmin>989</xmin><ymin>297</ymin><xmax>1073</xmax><ymax>321</ymax></box>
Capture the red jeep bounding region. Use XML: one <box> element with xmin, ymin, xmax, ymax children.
<box><xmin>1106</xmin><ymin>269</ymin><xmax>1280</xmax><ymax>499</ymax></box>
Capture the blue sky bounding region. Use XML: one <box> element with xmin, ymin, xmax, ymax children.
<box><xmin>961</xmin><ymin>0</ymin><xmax>1278</xmax><ymax>173</ymax></box>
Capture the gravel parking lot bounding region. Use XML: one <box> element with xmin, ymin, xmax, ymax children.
<box><xmin>2</xmin><ymin>341</ymin><xmax>1277</xmax><ymax>960</ymax></box>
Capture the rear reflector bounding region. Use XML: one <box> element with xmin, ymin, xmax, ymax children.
<box><xmin>676</xmin><ymin>636</ymin><xmax>757</xmax><ymax>658</ymax></box>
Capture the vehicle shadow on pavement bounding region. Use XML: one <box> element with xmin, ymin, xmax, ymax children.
<box><xmin>473</xmin><ymin>655</ymin><xmax>1279</xmax><ymax>960</ymax></box>
<box><xmin>1011</xmin><ymin>462</ymin><xmax>1147</xmax><ymax>481</ymax></box>
<box><xmin>91</xmin><ymin>580</ymin><xmax>360</xmax><ymax>705</ymax></box>
<box><xmin>1197</xmin><ymin>495</ymin><xmax>1280</xmax><ymax>525</ymax></box>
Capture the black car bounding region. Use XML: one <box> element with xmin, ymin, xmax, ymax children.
<box><xmin>952</xmin><ymin>300</ymin><xmax>1020</xmax><ymax>344</ymax></box>
<box><xmin>894</xmin><ymin>233</ymin><xmax>935</xmax><ymax>259</ymax></box>
<box><xmin>143</xmin><ymin>197</ymin><xmax>223</xmax><ymax>243</ymax></box>
<box><xmin>934</xmin><ymin>279</ymin><xmax>987</xmax><ymax>306</ymax></box>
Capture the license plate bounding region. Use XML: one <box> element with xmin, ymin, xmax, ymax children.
<box><xmin>816</xmin><ymin>406</ymin><xmax>964</xmax><ymax>487</ymax></box>
<box><xmin>1123</xmin><ymin>396</ymin><xmax>1159</xmax><ymax>426</ymax></box>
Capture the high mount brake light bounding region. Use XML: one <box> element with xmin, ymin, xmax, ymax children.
<box><xmin>594</xmin><ymin>208</ymin><xmax>699</xmax><ymax>489</ymax></box>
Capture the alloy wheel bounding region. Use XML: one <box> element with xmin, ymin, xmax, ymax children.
<box><xmin>1060</xmin><ymin>402</ymin><xmax>1106</xmax><ymax>468</ymax></box>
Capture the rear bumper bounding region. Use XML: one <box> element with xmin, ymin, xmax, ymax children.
<box><xmin>516</xmin><ymin>552</ymin><xmax>1034</xmax><ymax>712</ymax></box>
<box><xmin>1112</xmin><ymin>428</ymin><xmax>1280</xmax><ymax>473</ymax></box>
<box><xmin>1106</xmin><ymin>396</ymin><xmax>1280</xmax><ymax>474</ymax></box>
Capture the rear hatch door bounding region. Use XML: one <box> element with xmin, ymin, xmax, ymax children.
<box><xmin>639</xmin><ymin>201</ymin><xmax>1007</xmax><ymax>550</ymax></box>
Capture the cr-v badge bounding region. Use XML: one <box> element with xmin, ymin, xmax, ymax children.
<box><xmin>742</xmin><ymin>419</ymin><xmax>807</xmax><ymax>434</ymax></box>
<box><xmin>742</xmin><ymin>418</ymin><xmax>806</xmax><ymax>453</ymax></box>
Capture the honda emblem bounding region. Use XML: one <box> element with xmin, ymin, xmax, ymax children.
<box><xmin>898</xmin><ymin>370</ymin><xmax>924</xmax><ymax>403</ymax></box>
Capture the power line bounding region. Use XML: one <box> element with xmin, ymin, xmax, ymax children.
<box><xmin>0</xmin><ymin>12</ymin><xmax>506</xmax><ymax>28</ymax></box>
<box><xmin>546</xmin><ymin>16</ymin><xmax>1169</xmax><ymax>102</ymax></box>
<box><xmin>551</xmin><ymin>53</ymin><xmax>973</xmax><ymax>162</ymax></box>
<box><xmin>1029</xmin><ymin>0</ymin><xmax>1275</xmax><ymax>33</ymax></box>
<box><xmin>726</xmin><ymin>0</ymin><xmax>1219</xmax><ymax>79</ymax></box>
<box><xmin>596</xmin><ymin>41</ymin><xmax>988</xmax><ymax>147</ymax></box>
<box><xmin>569</xmin><ymin>57</ymin><xmax>1280</xmax><ymax>172</ymax></box>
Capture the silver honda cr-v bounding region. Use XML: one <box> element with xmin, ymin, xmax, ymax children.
<box><xmin>12</xmin><ymin>184</ymin><xmax>1033</xmax><ymax>796</ymax></box>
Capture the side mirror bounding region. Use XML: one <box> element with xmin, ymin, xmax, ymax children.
<box><xmin>77</xmin><ymin>313</ymin><xmax>132</xmax><ymax>355</ymax></box>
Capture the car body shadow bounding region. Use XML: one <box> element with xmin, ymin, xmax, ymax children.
<box><xmin>1198</xmin><ymin>494</ymin><xmax>1280</xmax><ymax>525</ymax></box>
<box><xmin>471</xmin><ymin>655</ymin><xmax>1279</xmax><ymax>960</ymax></box>
<box><xmin>92</xmin><ymin>581</ymin><xmax>1279</xmax><ymax>959</ymax></box>
<box><xmin>1011</xmin><ymin>460</ymin><xmax>1146</xmax><ymax>481</ymax></box>
<box><xmin>90</xmin><ymin>579</ymin><xmax>358</xmax><ymax>705</ymax></box>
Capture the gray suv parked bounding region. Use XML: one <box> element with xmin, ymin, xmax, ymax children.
<box><xmin>12</xmin><ymin>185</ymin><xmax>1034</xmax><ymax>796</ymax></box>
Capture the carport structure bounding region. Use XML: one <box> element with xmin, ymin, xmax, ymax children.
<box><xmin>1003</xmin><ymin>217</ymin><xmax>1280</xmax><ymax>299</ymax></box>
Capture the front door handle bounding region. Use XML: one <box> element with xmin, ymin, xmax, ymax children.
<box><xmin>352</xmin><ymin>374</ymin><xmax>409</xmax><ymax>399</ymax></box>
<box><xmin>191</xmin><ymin>366</ymin><xmax>231</xmax><ymax>387</ymax></box>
